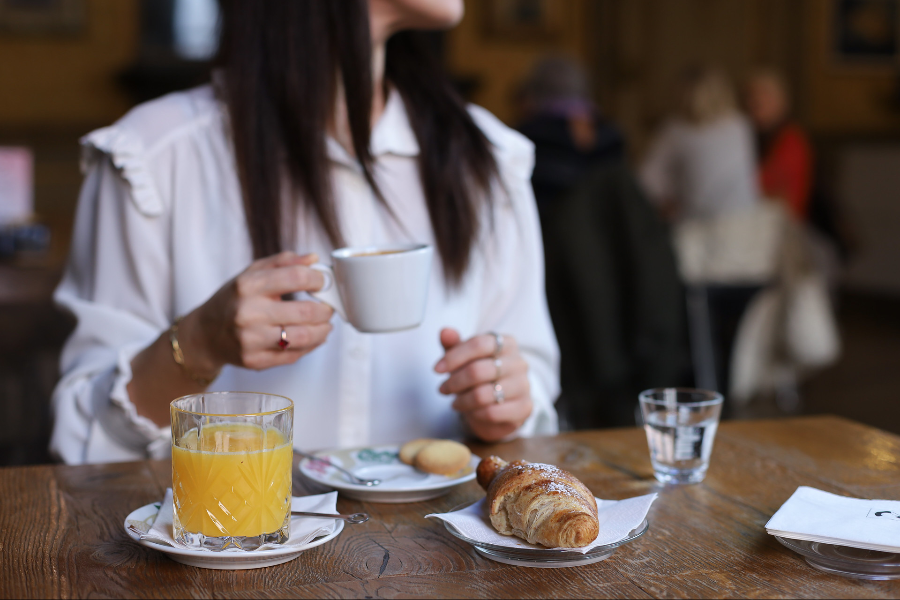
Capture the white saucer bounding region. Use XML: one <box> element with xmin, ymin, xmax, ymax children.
<box><xmin>299</xmin><ymin>444</ymin><xmax>479</xmax><ymax>503</ymax></box>
<box><xmin>124</xmin><ymin>503</ymin><xmax>344</xmax><ymax>570</ymax></box>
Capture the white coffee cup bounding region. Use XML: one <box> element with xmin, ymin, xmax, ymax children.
<box><xmin>309</xmin><ymin>243</ymin><xmax>433</xmax><ymax>333</ymax></box>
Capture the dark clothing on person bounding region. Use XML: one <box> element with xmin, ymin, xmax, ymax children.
<box><xmin>518</xmin><ymin>114</ymin><xmax>625</xmax><ymax>215</ymax></box>
<box><xmin>542</xmin><ymin>161</ymin><xmax>689</xmax><ymax>429</ymax></box>
<box><xmin>704</xmin><ymin>284</ymin><xmax>763</xmax><ymax>414</ymax></box>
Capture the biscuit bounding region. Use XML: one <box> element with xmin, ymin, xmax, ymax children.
<box><xmin>413</xmin><ymin>440</ymin><xmax>472</xmax><ymax>476</ymax></box>
<box><xmin>399</xmin><ymin>438</ymin><xmax>438</xmax><ymax>465</ymax></box>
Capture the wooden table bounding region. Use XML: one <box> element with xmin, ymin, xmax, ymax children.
<box><xmin>2</xmin><ymin>415</ymin><xmax>900</xmax><ymax>598</ymax></box>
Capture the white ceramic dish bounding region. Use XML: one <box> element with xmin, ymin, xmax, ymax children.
<box><xmin>124</xmin><ymin>503</ymin><xmax>344</xmax><ymax>570</ymax></box>
<box><xmin>441</xmin><ymin>501</ymin><xmax>649</xmax><ymax>568</ymax></box>
<box><xmin>299</xmin><ymin>444</ymin><xmax>479</xmax><ymax>503</ymax></box>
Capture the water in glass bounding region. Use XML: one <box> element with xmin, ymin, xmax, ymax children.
<box><xmin>639</xmin><ymin>388</ymin><xmax>723</xmax><ymax>484</ymax></box>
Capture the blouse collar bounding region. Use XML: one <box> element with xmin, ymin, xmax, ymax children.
<box><xmin>327</xmin><ymin>88</ymin><xmax>420</xmax><ymax>169</ymax></box>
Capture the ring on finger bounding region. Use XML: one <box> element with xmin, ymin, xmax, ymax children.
<box><xmin>489</xmin><ymin>331</ymin><xmax>504</xmax><ymax>358</ymax></box>
<box><xmin>493</xmin><ymin>382</ymin><xmax>505</xmax><ymax>404</ymax></box>
<box><xmin>494</xmin><ymin>357</ymin><xmax>502</xmax><ymax>380</ymax></box>
<box><xmin>278</xmin><ymin>326</ymin><xmax>290</xmax><ymax>350</ymax></box>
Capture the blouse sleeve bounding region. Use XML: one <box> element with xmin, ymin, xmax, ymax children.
<box><xmin>471</xmin><ymin>108</ymin><xmax>561</xmax><ymax>438</ymax></box>
<box><xmin>50</xmin><ymin>135</ymin><xmax>173</xmax><ymax>464</ymax></box>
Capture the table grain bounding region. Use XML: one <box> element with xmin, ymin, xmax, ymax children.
<box><xmin>2</xmin><ymin>415</ymin><xmax>899</xmax><ymax>599</ymax></box>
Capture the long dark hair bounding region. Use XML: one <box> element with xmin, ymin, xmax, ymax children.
<box><xmin>217</xmin><ymin>0</ymin><xmax>498</xmax><ymax>285</ymax></box>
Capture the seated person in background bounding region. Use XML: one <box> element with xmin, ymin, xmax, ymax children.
<box><xmin>515</xmin><ymin>55</ymin><xmax>625</xmax><ymax>219</ymax></box>
<box><xmin>50</xmin><ymin>0</ymin><xmax>560</xmax><ymax>464</ymax></box>
<box><xmin>744</xmin><ymin>68</ymin><xmax>813</xmax><ymax>222</ymax></box>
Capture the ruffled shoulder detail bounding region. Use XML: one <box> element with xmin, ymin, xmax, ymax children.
<box><xmin>80</xmin><ymin>126</ymin><xmax>163</xmax><ymax>217</ymax></box>
<box><xmin>467</xmin><ymin>104</ymin><xmax>535</xmax><ymax>182</ymax></box>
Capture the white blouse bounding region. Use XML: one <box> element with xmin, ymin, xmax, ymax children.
<box><xmin>50</xmin><ymin>85</ymin><xmax>560</xmax><ymax>464</ymax></box>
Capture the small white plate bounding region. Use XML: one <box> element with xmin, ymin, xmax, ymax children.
<box><xmin>299</xmin><ymin>444</ymin><xmax>479</xmax><ymax>503</ymax></box>
<box><xmin>124</xmin><ymin>503</ymin><xmax>344</xmax><ymax>570</ymax></box>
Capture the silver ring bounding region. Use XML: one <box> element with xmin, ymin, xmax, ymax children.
<box><xmin>493</xmin><ymin>383</ymin><xmax>505</xmax><ymax>404</ymax></box>
<box><xmin>490</xmin><ymin>332</ymin><xmax>504</xmax><ymax>358</ymax></box>
<box><xmin>494</xmin><ymin>358</ymin><xmax>502</xmax><ymax>380</ymax></box>
<box><xmin>278</xmin><ymin>326</ymin><xmax>290</xmax><ymax>350</ymax></box>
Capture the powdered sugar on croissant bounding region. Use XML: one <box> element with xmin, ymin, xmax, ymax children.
<box><xmin>477</xmin><ymin>456</ymin><xmax>599</xmax><ymax>548</ymax></box>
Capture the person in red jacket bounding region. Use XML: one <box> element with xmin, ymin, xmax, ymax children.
<box><xmin>745</xmin><ymin>69</ymin><xmax>813</xmax><ymax>221</ymax></box>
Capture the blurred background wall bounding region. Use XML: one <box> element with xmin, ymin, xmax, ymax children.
<box><xmin>1</xmin><ymin>0</ymin><xmax>899</xmax><ymax>464</ymax></box>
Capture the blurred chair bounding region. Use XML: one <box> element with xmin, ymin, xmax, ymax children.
<box><xmin>673</xmin><ymin>201</ymin><xmax>841</xmax><ymax>412</ymax></box>
<box><xmin>543</xmin><ymin>161</ymin><xmax>689</xmax><ymax>430</ymax></box>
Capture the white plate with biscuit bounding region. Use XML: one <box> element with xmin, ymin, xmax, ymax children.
<box><xmin>298</xmin><ymin>441</ymin><xmax>479</xmax><ymax>503</ymax></box>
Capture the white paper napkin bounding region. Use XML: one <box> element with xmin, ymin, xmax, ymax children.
<box><xmin>136</xmin><ymin>489</ymin><xmax>338</xmax><ymax>552</ymax></box>
<box><xmin>426</xmin><ymin>493</ymin><xmax>656</xmax><ymax>554</ymax></box>
<box><xmin>766</xmin><ymin>486</ymin><xmax>900</xmax><ymax>553</ymax></box>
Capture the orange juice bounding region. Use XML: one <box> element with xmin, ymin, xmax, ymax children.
<box><xmin>172</xmin><ymin>422</ymin><xmax>292</xmax><ymax>538</ymax></box>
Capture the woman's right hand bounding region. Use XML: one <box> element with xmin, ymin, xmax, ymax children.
<box><xmin>178</xmin><ymin>251</ymin><xmax>335</xmax><ymax>377</ymax></box>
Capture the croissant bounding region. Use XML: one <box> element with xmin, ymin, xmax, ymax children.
<box><xmin>476</xmin><ymin>456</ymin><xmax>599</xmax><ymax>548</ymax></box>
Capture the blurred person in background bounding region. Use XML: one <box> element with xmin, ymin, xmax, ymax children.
<box><xmin>640</xmin><ymin>65</ymin><xmax>759</xmax><ymax>223</ymax></box>
<box><xmin>640</xmin><ymin>66</ymin><xmax>840</xmax><ymax>413</ymax></box>
<box><xmin>515</xmin><ymin>55</ymin><xmax>625</xmax><ymax>220</ymax></box>
<box><xmin>49</xmin><ymin>0</ymin><xmax>560</xmax><ymax>464</ymax></box>
<box><xmin>744</xmin><ymin>68</ymin><xmax>813</xmax><ymax>222</ymax></box>
<box><xmin>639</xmin><ymin>65</ymin><xmax>764</xmax><ymax>406</ymax></box>
<box><xmin>745</xmin><ymin>67</ymin><xmax>856</xmax><ymax>269</ymax></box>
<box><xmin>521</xmin><ymin>56</ymin><xmax>686</xmax><ymax>430</ymax></box>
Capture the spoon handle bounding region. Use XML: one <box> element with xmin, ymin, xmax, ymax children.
<box><xmin>291</xmin><ymin>511</ymin><xmax>370</xmax><ymax>524</ymax></box>
<box><xmin>297</xmin><ymin>451</ymin><xmax>379</xmax><ymax>486</ymax></box>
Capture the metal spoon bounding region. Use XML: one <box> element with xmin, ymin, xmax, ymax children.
<box><xmin>291</xmin><ymin>511</ymin><xmax>370</xmax><ymax>524</ymax></box>
<box><xmin>297</xmin><ymin>451</ymin><xmax>382</xmax><ymax>486</ymax></box>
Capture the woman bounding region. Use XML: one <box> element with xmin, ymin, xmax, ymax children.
<box><xmin>640</xmin><ymin>65</ymin><xmax>759</xmax><ymax>221</ymax></box>
<box><xmin>744</xmin><ymin>69</ymin><xmax>813</xmax><ymax>221</ymax></box>
<box><xmin>639</xmin><ymin>66</ymin><xmax>763</xmax><ymax>402</ymax></box>
<box><xmin>51</xmin><ymin>0</ymin><xmax>559</xmax><ymax>464</ymax></box>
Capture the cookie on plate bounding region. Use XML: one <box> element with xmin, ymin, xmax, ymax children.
<box><xmin>399</xmin><ymin>438</ymin><xmax>438</xmax><ymax>465</ymax></box>
<box><xmin>414</xmin><ymin>440</ymin><xmax>472</xmax><ymax>476</ymax></box>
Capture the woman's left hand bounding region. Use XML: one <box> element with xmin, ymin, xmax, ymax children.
<box><xmin>435</xmin><ymin>328</ymin><xmax>532</xmax><ymax>442</ymax></box>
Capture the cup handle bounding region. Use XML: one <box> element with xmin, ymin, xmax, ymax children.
<box><xmin>309</xmin><ymin>264</ymin><xmax>347</xmax><ymax>321</ymax></box>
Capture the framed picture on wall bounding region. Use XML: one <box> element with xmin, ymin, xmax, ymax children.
<box><xmin>0</xmin><ymin>0</ymin><xmax>84</xmax><ymax>35</ymax></box>
<box><xmin>833</xmin><ymin>0</ymin><xmax>899</xmax><ymax>62</ymax></box>
<box><xmin>483</xmin><ymin>0</ymin><xmax>566</xmax><ymax>42</ymax></box>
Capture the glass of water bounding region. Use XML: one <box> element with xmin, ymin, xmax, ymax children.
<box><xmin>639</xmin><ymin>388</ymin><xmax>723</xmax><ymax>484</ymax></box>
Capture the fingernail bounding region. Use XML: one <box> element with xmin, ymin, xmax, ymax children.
<box><xmin>435</xmin><ymin>360</ymin><xmax>446</xmax><ymax>373</ymax></box>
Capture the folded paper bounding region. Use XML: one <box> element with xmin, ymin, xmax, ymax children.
<box><xmin>766</xmin><ymin>486</ymin><xmax>900</xmax><ymax>553</ymax></box>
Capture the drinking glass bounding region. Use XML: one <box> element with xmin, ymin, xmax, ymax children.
<box><xmin>639</xmin><ymin>388</ymin><xmax>723</xmax><ymax>484</ymax></box>
<box><xmin>171</xmin><ymin>392</ymin><xmax>294</xmax><ymax>550</ymax></box>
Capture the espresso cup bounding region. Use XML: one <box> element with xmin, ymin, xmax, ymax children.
<box><xmin>309</xmin><ymin>243</ymin><xmax>433</xmax><ymax>333</ymax></box>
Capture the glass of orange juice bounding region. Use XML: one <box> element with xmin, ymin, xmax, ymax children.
<box><xmin>170</xmin><ymin>392</ymin><xmax>294</xmax><ymax>551</ymax></box>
